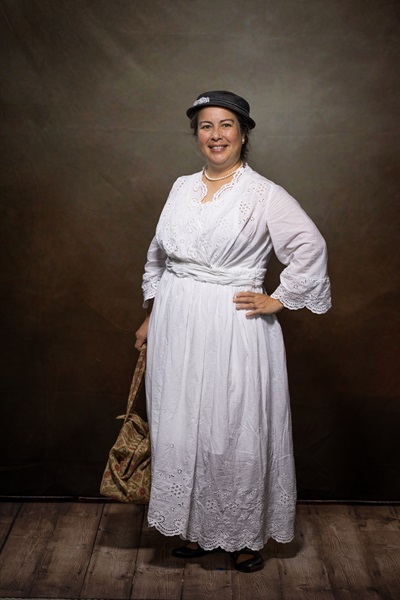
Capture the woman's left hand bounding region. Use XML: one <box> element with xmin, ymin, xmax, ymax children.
<box><xmin>233</xmin><ymin>292</ymin><xmax>284</xmax><ymax>317</ymax></box>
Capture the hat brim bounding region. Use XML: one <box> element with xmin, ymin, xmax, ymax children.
<box><xmin>186</xmin><ymin>101</ymin><xmax>256</xmax><ymax>129</ymax></box>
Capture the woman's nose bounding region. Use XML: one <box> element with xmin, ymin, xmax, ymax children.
<box><xmin>211</xmin><ymin>128</ymin><xmax>222</xmax><ymax>140</ymax></box>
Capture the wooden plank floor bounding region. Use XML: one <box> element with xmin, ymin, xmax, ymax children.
<box><xmin>0</xmin><ymin>502</ymin><xmax>399</xmax><ymax>600</ymax></box>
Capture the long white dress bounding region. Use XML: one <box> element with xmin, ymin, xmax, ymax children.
<box><xmin>142</xmin><ymin>164</ymin><xmax>331</xmax><ymax>552</ymax></box>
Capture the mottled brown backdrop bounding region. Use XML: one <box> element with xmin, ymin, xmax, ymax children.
<box><xmin>1</xmin><ymin>0</ymin><xmax>399</xmax><ymax>499</ymax></box>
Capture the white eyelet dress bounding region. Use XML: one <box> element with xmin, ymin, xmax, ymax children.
<box><xmin>141</xmin><ymin>164</ymin><xmax>331</xmax><ymax>552</ymax></box>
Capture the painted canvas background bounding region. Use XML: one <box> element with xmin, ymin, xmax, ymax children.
<box><xmin>0</xmin><ymin>0</ymin><xmax>399</xmax><ymax>499</ymax></box>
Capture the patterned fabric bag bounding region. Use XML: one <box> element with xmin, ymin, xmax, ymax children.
<box><xmin>100</xmin><ymin>345</ymin><xmax>151</xmax><ymax>503</ymax></box>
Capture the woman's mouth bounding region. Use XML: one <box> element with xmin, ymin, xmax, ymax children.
<box><xmin>209</xmin><ymin>145</ymin><xmax>227</xmax><ymax>152</ymax></box>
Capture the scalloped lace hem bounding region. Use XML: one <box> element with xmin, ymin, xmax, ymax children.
<box><xmin>271</xmin><ymin>283</ymin><xmax>331</xmax><ymax>314</ymax></box>
<box><xmin>147</xmin><ymin>519</ymin><xmax>295</xmax><ymax>552</ymax></box>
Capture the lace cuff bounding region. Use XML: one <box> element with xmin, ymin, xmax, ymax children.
<box><xmin>142</xmin><ymin>279</ymin><xmax>160</xmax><ymax>309</ymax></box>
<box><xmin>271</xmin><ymin>275</ymin><xmax>331</xmax><ymax>314</ymax></box>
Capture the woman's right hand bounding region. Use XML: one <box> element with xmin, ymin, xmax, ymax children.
<box><xmin>135</xmin><ymin>316</ymin><xmax>149</xmax><ymax>350</ymax></box>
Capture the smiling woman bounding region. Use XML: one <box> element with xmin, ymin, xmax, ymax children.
<box><xmin>190</xmin><ymin>93</ymin><xmax>253</xmax><ymax>164</ymax></box>
<box><xmin>134</xmin><ymin>90</ymin><xmax>331</xmax><ymax>573</ymax></box>
<box><xmin>197</xmin><ymin>109</ymin><xmax>243</xmax><ymax>180</ymax></box>
<box><xmin>189</xmin><ymin>104</ymin><xmax>253</xmax><ymax>203</ymax></box>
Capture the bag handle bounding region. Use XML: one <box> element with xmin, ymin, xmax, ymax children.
<box><xmin>122</xmin><ymin>344</ymin><xmax>147</xmax><ymax>423</ymax></box>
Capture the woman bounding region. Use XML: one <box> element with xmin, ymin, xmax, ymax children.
<box><xmin>135</xmin><ymin>90</ymin><xmax>331</xmax><ymax>573</ymax></box>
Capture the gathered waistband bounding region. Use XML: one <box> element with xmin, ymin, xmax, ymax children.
<box><xmin>165</xmin><ymin>258</ymin><xmax>266</xmax><ymax>287</ymax></box>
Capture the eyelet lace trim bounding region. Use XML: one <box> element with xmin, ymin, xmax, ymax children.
<box><xmin>148</xmin><ymin>517</ymin><xmax>296</xmax><ymax>552</ymax></box>
<box><xmin>197</xmin><ymin>163</ymin><xmax>247</xmax><ymax>205</ymax></box>
<box><xmin>147</xmin><ymin>448</ymin><xmax>297</xmax><ymax>552</ymax></box>
<box><xmin>148</xmin><ymin>489</ymin><xmax>296</xmax><ymax>552</ymax></box>
<box><xmin>142</xmin><ymin>280</ymin><xmax>159</xmax><ymax>308</ymax></box>
<box><xmin>271</xmin><ymin>274</ymin><xmax>331</xmax><ymax>314</ymax></box>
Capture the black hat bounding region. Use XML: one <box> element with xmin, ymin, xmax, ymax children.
<box><xmin>186</xmin><ymin>90</ymin><xmax>256</xmax><ymax>129</ymax></box>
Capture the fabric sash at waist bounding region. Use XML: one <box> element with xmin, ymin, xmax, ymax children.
<box><xmin>165</xmin><ymin>258</ymin><xmax>266</xmax><ymax>287</ymax></box>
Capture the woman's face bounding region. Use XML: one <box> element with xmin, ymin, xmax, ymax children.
<box><xmin>197</xmin><ymin>106</ymin><xmax>243</xmax><ymax>172</ymax></box>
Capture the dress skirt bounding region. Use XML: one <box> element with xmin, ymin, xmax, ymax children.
<box><xmin>145</xmin><ymin>269</ymin><xmax>296</xmax><ymax>552</ymax></box>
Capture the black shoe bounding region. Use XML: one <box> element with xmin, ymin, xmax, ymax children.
<box><xmin>232</xmin><ymin>548</ymin><xmax>264</xmax><ymax>573</ymax></box>
<box><xmin>172</xmin><ymin>542</ymin><xmax>208</xmax><ymax>559</ymax></box>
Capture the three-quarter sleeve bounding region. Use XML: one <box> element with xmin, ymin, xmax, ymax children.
<box><xmin>267</xmin><ymin>186</ymin><xmax>331</xmax><ymax>314</ymax></box>
<box><xmin>142</xmin><ymin>235</ymin><xmax>167</xmax><ymax>308</ymax></box>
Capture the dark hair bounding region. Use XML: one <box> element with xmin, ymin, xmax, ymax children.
<box><xmin>190</xmin><ymin>112</ymin><xmax>252</xmax><ymax>162</ymax></box>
